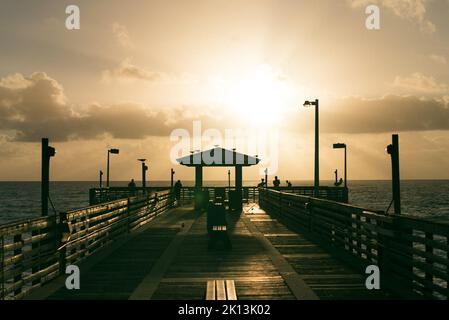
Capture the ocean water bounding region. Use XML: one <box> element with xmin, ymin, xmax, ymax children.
<box><xmin>0</xmin><ymin>180</ymin><xmax>448</xmax><ymax>225</ymax></box>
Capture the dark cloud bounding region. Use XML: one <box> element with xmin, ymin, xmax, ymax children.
<box><xmin>0</xmin><ymin>72</ymin><xmax>211</xmax><ymax>142</ymax></box>
<box><xmin>319</xmin><ymin>95</ymin><xmax>449</xmax><ymax>133</ymax></box>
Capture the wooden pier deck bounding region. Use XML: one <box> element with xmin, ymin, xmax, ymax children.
<box><xmin>28</xmin><ymin>204</ymin><xmax>393</xmax><ymax>300</ymax></box>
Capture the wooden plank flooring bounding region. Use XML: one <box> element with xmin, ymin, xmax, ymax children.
<box><xmin>39</xmin><ymin>203</ymin><xmax>396</xmax><ymax>300</ymax></box>
<box><xmin>46</xmin><ymin>207</ymin><xmax>195</xmax><ymax>300</ymax></box>
<box><xmin>246</xmin><ymin>206</ymin><xmax>396</xmax><ymax>300</ymax></box>
<box><xmin>151</xmin><ymin>210</ymin><xmax>297</xmax><ymax>300</ymax></box>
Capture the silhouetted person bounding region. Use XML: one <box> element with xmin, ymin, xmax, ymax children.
<box><xmin>257</xmin><ymin>179</ymin><xmax>265</xmax><ymax>188</ymax></box>
<box><xmin>334</xmin><ymin>178</ymin><xmax>343</xmax><ymax>187</ymax></box>
<box><xmin>128</xmin><ymin>179</ymin><xmax>136</xmax><ymax>196</ymax></box>
<box><xmin>174</xmin><ymin>180</ymin><xmax>182</xmax><ymax>205</ymax></box>
<box><xmin>273</xmin><ymin>176</ymin><xmax>280</xmax><ymax>188</ymax></box>
<box><xmin>286</xmin><ymin>180</ymin><xmax>292</xmax><ymax>187</ymax></box>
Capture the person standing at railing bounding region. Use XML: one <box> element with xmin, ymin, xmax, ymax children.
<box><xmin>273</xmin><ymin>176</ymin><xmax>281</xmax><ymax>189</ymax></box>
<box><xmin>174</xmin><ymin>180</ymin><xmax>182</xmax><ymax>206</ymax></box>
<box><xmin>286</xmin><ymin>180</ymin><xmax>292</xmax><ymax>187</ymax></box>
<box><xmin>128</xmin><ymin>179</ymin><xmax>136</xmax><ymax>196</ymax></box>
<box><xmin>257</xmin><ymin>179</ymin><xmax>265</xmax><ymax>188</ymax></box>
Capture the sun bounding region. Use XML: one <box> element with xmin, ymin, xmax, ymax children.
<box><xmin>222</xmin><ymin>64</ymin><xmax>295</xmax><ymax>125</ymax></box>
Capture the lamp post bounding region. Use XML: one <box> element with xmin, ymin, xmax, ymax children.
<box><xmin>386</xmin><ymin>134</ymin><xmax>401</xmax><ymax>215</ymax></box>
<box><xmin>303</xmin><ymin>99</ymin><xmax>319</xmax><ymax>197</ymax></box>
<box><xmin>171</xmin><ymin>168</ymin><xmax>175</xmax><ymax>188</ymax></box>
<box><xmin>41</xmin><ymin>138</ymin><xmax>56</xmax><ymax>216</ymax></box>
<box><xmin>106</xmin><ymin>148</ymin><xmax>119</xmax><ymax>188</ymax></box>
<box><xmin>99</xmin><ymin>170</ymin><xmax>103</xmax><ymax>188</ymax></box>
<box><xmin>228</xmin><ymin>169</ymin><xmax>231</xmax><ymax>189</ymax></box>
<box><xmin>138</xmin><ymin>159</ymin><xmax>148</xmax><ymax>188</ymax></box>
<box><xmin>333</xmin><ymin>143</ymin><xmax>347</xmax><ymax>188</ymax></box>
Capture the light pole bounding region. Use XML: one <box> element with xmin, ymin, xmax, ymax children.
<box><xmin>303</xmin><ymin>99</ymin><xmax>319</xmax><ymax>197</ymax></box>
<box><xmin>41</xmin><ymin>138</ymin><xmax>56</xmax><ymax>216</ymax></box>
<box><xmin>171</xmin><ymin>168</ymin><xmax>175</xmax><ymax>188</ymax></box>
<box><xmin>386</xmin><ymin>134</ymin><xmax>401</xmax><ymax>215</ymax></box>
<box><xmin>99</xmin><ymin>170</ymin><xmax>103</xmax><ymax>188</ymax></box>
<box><xmin>138</xmin><ymin>159</ymin><xmax>148</xmax><ymax>188</ymax></box>
<box><xmin>106</xmin><ymin>148</ymin><xmax>119</xmax><ymax>188</ymax></box>
<box><xmin>333</xmin><ymin>143</ymin><xmax>347</xmax><ymax>188</ymax></box>
<box><xmin>228</xmin><ymin>169</ymin><xmax>231</xmax><ymax>189</ymax></box>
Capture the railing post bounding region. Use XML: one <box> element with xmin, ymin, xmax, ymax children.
<box><xmin>127</xmin><ymin>197</ymin><xmax>132</xmax><ymax>233</ymax></box>
<box><xmin>13</xmin><ymin>234</ymin><xmax>22</xmax><ymax>297</ymax></box>
<box><xmin>278</xmin><ymin>191</ymin><xmax>282</xmax><ymax>217</ymax></box>
<box><xmin>446</xmin><ymin>236</ymin><xmax>449</xmax><ymax>299</ymax></box>
<box><xmin>384</xmin><ymin>215</ymin><xmax>414</xmax><ymax>296</ymax></box>
<box><xmin>424</xmin><ymin>232</ymin><xmax>434</xmax><ymax>297</ymax></box>
<box><xmin>377</xmin><ymin>216</ymin><xmax>390</xmax><ymax>293</ymax></box>
<box><xmin>89</xmin><ymin>188</ymin><xmax>97</xmax><ymax>206</ymax></box>
<box><xmin>1</xmin><ymin>235</ymin><xmax>4</xmax><ymax>300</ymax></box>
<box><xmin>58</xmin><ymin>212</ymin><xmax>67</xmax><ymax>275</ymax></box>
<box><xmin>308</xmin><ymin>200</ymin><xmax>314</xmax><ymax>232</ymax></box>
<box><xmin>31</xmin><ymin>228</ymin><xmax>39</xmax><ymax>286</ymax></box>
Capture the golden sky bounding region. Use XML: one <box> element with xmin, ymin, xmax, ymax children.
<box><xmin>1</xmin><ymin>0</ymin><xmax>449</xmax><ymax>181</ymax></box>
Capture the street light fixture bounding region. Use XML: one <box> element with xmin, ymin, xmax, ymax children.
<box><xmin>333</xmin><ymin>143</ymin><xmax>347</xmax><ymax>188</ymax></box>
<box><xmin>302</xmin><ymin>99</ymin><xmax>319</xmax><ymax>197</ymax></box>
<box><xmin>138</xmin><ymin>159</ymin><xmax>148</xmax><ymax>188</ymax></box>
<box><xmin>106</xmin><ymin>148</ymin><xmax>119</xmax><ymax>188</ymax></box>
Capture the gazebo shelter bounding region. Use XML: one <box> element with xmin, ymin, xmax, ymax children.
<box><xmin>176</xmin><ymin>147</ymin><xmax>260</xmax><ymax>209</ymax></box>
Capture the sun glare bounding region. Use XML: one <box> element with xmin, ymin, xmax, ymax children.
<box><xmin>221</xmin><ymin>64</ymin><xmax>295</xmax><ymax>125</ymax></box>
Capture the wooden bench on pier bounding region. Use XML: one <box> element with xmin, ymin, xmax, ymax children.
<box><xmin>206</xmin><ymin>280</ymin><xmax>237</xmax><ymax>300</ymax></box>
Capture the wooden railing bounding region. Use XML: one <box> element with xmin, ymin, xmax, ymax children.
<box><xmin>269</xmin><ymin>186</ymin><xmax>348</xmax><ymax>202</ymax></box>
<box><xmin>89</xmin><ymin>185</ymin><xmax>348</xmax><ymax>206</ymax></box>
<box><xmin>259</xmin><ymin>188</ymin><xmax>449</xmax><ymax>300</ymax></box>
<box><xmin>89</xmin><ymin>187</ymin><xmax>171</xmax><ymax>205</ymax></box>
<box><xmin>1</xmin><ymin>190</ymin><xmax>175</xmax><ymax>300</ymax></box>
<box><xmin>0</xmin><ymin>216</ymin><xmax>58</xmax><ymax>300</ymax></box>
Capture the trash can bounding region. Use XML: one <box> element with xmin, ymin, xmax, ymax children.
<box><xmin>207</xmin><ymin>200</ymin><xmax>226</xmax><ymax>234</ymax></box>
<box><xmin>194</xmin><ymin>189</ymin><xmax>209</xmax><ymax>210</ymax></box>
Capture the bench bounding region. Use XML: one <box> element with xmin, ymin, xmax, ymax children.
<box><xmin>206</xmin><ymin>280</ymin><xmax>237</xmax><ymax>300</ymax></box>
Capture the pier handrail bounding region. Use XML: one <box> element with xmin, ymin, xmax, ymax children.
<box><xmin>89</xmin><ymin>185</ymin><xmax>348</xmax><ymax>206</ymax></box>
<box><xmin>0</xmin><ymin>189</ymin><xmax>175</xmax><ymax>300</ymax></box>
<box><xmin>89</xmin><ymin>186</ymin><xmax>171</xmax><ymax>205</ymax></box>
<box><xmin>259</xmin><ymin>188</ymin><xmax>449</xmax><ymax>300</ymax></box>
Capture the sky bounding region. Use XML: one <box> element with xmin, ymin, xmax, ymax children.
<box><xmin>0</xmin><ymin>0</ymin><xmax>449</xmax><ymax>182</ymax></box>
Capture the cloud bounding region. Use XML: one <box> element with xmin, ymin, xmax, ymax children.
<box><xmin>318</xmin><ymin>95</ymin><xmax>449</xmax><ymax>133</ymax></box>
<box><xmin>2</xmin><ymin>73</ymin><xmax>448</xmax><ymax>143</ymax></box>
<box><xmin>392</xmin><ymin>72</ymin><xmax>448</xmax><ymax>94</ymax></box>
<box><xmin>348</xmin><ymin>0</ymin><xmax>436</xmax><ymax>33</ymax></box>
<box><xmin>112</xmin><ymin>23</ymin><xmax>134</xmax><ymax>49</ymax></box>
<box><xmin>102</xmin><ymin>58</ymin><xmax>162</xmax><ymax>83</ymax></box>
<box><xmin>102</xmin><ymin>58</ymin><xmax>199</xmax><ymax>85</ymax></box>
<box><xmin>0</xmin><ymin>72</ymin><xmax>214</xmax><ymax>142</ymax></box>
<box><xmin>429</xmin><ymin>54</ymin><xmax>447</xmax><ymax>65</ymax></box>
